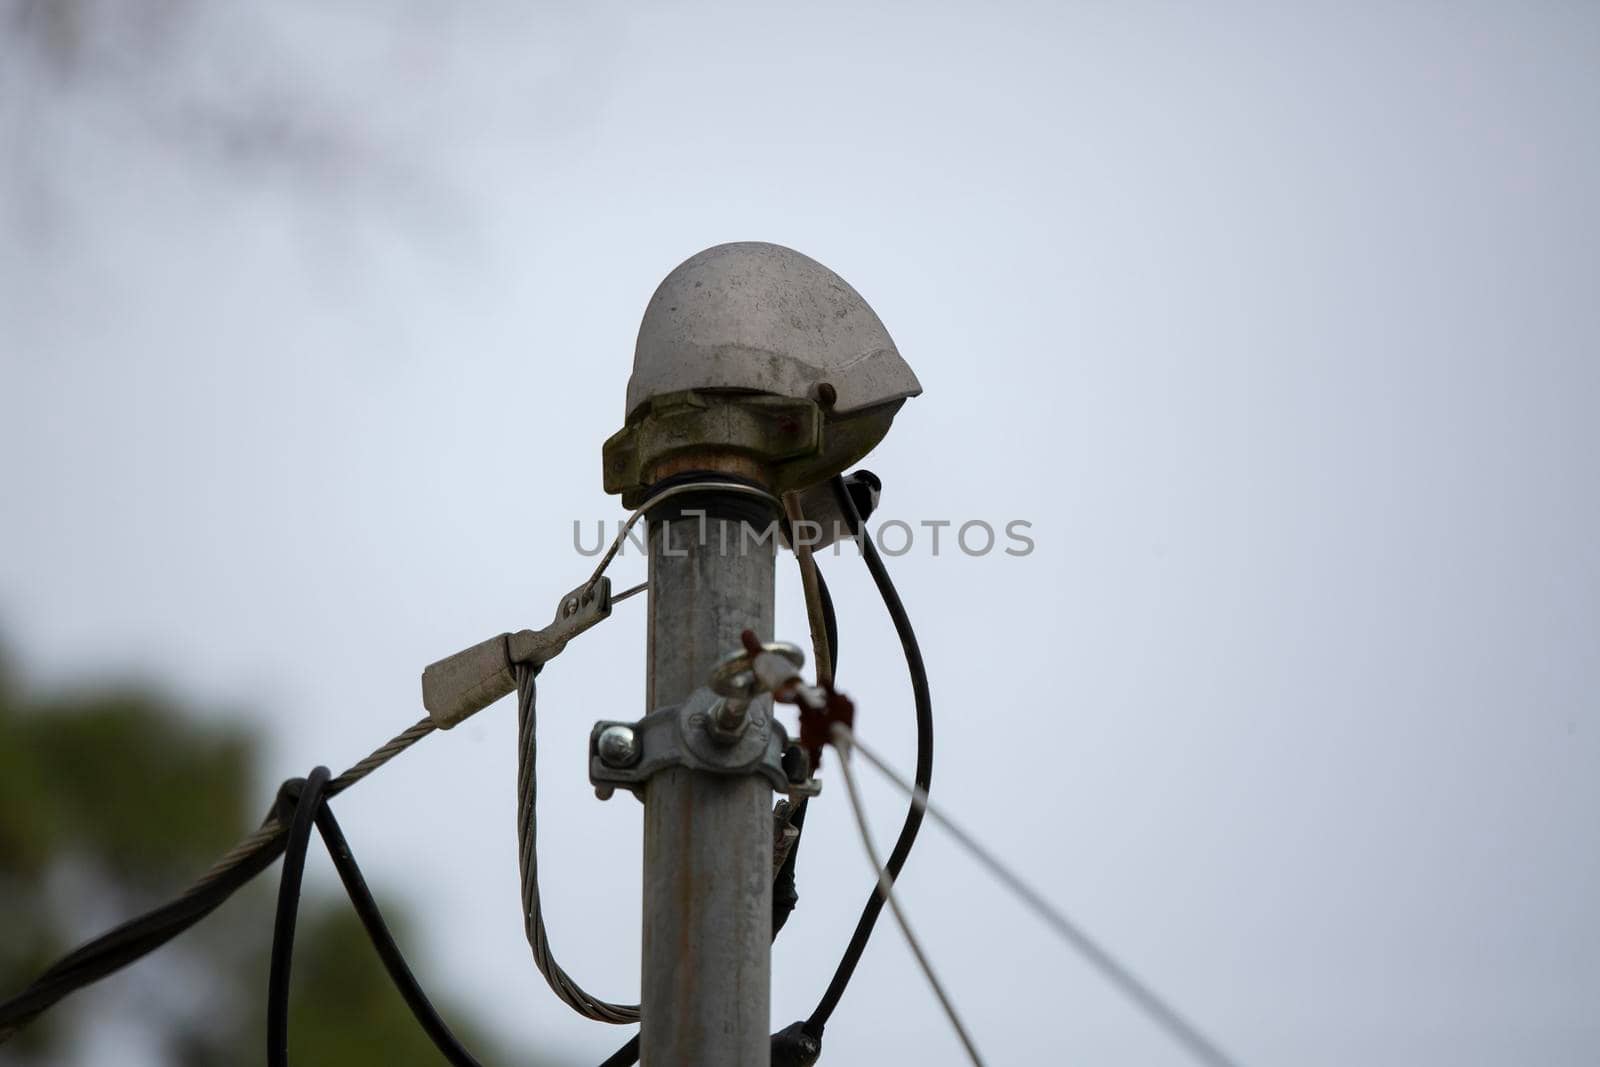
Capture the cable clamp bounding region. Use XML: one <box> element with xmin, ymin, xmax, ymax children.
<box><xmin>420</xmin><ymin>577</ymin><xmax>614</xmax><ymax>729</ymax></box>
<box><xmin>588</xmin><ymin>684</ymin><xmax>818</xmax><ymax>801</ymax></box>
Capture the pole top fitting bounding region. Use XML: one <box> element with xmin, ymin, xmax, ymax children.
<box><xmin>603</xmin><ymin>242</ymin><xmax>921</xmax><ymax>507</ymax></box>
<box><xmin>625</xmin><ymin>242</ymin><xmax>920</xmax><ymax>421</ymax></box>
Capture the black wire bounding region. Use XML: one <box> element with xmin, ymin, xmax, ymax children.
<box><xmin>802</xmin><ymin>470</ymin><xmax>934</xmax><ymax>1038</ymax></box>
<box><xmin>313</xmin><ymin>803</ymin><xmax>486</xmax><ymax>1066</ymax></box>
<box><xmin>267</xmin><ymin>766</ymin><xmax>330</xmax><ymax>1067</ymax></box>
<box><xmin>269</xmin><ymin>771</ymin><xmax>494</xmax><ymax>1066</ymax></box>
<box><xmin>596</xmin><ymin>1034</ymin><xmax>641</xmax><ymax>1067</ymax></box>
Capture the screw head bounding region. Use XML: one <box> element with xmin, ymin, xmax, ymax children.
<box><xmin>562</xmin><ymin>596</ymin><xmax>581</xmax><ymax>618</ymax></box>
<box><xmin>597</xmin><ymin>724</ymin><xmax>639</xmax><ymax>767</ymax></box>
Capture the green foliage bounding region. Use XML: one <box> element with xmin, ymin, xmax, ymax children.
<box><xmin>0</xmin><ymin>689</ymin><xmax>254</xmax><ymax>888</ymax></box>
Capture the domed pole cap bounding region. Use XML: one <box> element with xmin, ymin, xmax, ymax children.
<box><xmin>605</xmin><ymin>243</ymin><xmax>920</xmax><ymax>505</ymax></box>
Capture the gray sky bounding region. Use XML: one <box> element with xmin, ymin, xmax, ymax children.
<box><xmin>3</xmin><ymin>2</ymin><xmax>1597</xmax><ymax>1064</ymax></box>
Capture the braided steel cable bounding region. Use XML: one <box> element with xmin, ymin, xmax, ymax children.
<box><xmin>328</xmin><ymin>717</ymin><xmax>437</xmax><ymax>794</ymax></box>
<box><xmin>515</xmin><ymin>663</ymin><xmax>639</xmax><ymax>1023</ymax></box>
<box><xmin>193</xmin><ymin>717</ymin><xmax>437</xmax><ymax>892</ymax></box>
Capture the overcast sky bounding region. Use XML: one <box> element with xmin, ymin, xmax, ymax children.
<box><xmin>3</xmin><ymin>2</ymin><xmax>1597</xmax><ymax>1064</ymax></box>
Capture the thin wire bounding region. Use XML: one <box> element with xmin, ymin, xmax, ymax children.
<box><xmin>515</xmin><ymin>664</ymin><xmax>639</xmax><ymax>1022</ymax></box>
<box><xmin>841</xmin><ymin>727</ymin><xmax>1244</xmax><ymax>1067</ymax></box>
<box><xmin>610</xmin><ymin>581</ymin><xmax>648</xmax><ymax>605</ymax></box>
<box><xmin>830</xmin><ymin>724</ymin><xmax>987</xmax><ymax>1066</ymax></box>
<box><xmin>584</xmin><ymin>480</ymin><xmax>781</xmax><ymax>591</ymax></box>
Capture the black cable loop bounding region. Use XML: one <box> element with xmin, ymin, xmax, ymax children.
<box><xmin>267</xmin><ymin>766</ymin><xmax>330</xmax><ymax>1067</ymax></box>
<box><xmin>313</xmin><ymin>803</ymin><xmax>486</xmax><ymax>1066</ymax></box>
<box><xmin>270</xmin><ymin>768</ymin><xmax>495</xmax><ymax>1066</ymax></box>
<box><xmin>802</xmin><ymin>470</ymin><xmax>934</xmax><ymax>1038</ymax></box>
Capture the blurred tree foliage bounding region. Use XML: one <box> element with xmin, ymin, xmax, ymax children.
<box><xmin>0</xmin><ymin>649</ymin><xmax>515</xmax><ymax>1066</ymax></box>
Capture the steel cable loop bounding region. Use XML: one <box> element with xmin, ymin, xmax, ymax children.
<box><xmin>515</xmin><ymin>664</ymin><xmax>640</xmax><ymax>1023</ymax></box>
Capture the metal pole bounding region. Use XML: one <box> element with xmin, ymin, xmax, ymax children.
<box><xmin>641</xmin><ymin>500</ymin><xmax>775</xmax><ymax>1066</ymax></box>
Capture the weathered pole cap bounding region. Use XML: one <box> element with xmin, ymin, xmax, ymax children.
<box><xmin>625</xmin><ymin>242</ymin><xmax>921</xmax><ymax>420</ymax></box>
<box><xmin>604</xmin><ymin>242</ymin><xmax>920</xmax><ymax>506</ymax></box>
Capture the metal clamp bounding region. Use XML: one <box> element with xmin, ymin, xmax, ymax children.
<box><xmin>589</xmin><ymin>686</ymin><xmax>819</xmax><ymax>801</ymax></box>
<box><xmin>421</xmin><ymin>577</ymin><xmax>613</xmax><ymax>729</ymax></box>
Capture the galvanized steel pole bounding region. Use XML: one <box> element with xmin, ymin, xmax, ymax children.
<box><xmin>642</xmin><ymin>502</ymin><xmax>776</xmax><ymax>1066</ymax></box>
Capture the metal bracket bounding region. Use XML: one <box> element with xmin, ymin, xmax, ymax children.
<box><xmin>602</xmin><ymin>390</ymin><xmax>823</xmax><ymax>507</ymax></box>
<box><xmin>421</xmin><ymin>576</ymin><xmax>612</xmax><ymax>729</ymax></box>
<box><xmin>589</xmin><ymin>686</ymin><xmax>819</xmax><ymax>800</ymax></box>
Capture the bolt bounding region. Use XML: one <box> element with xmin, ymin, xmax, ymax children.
<box><xmin>562</xmin><ymin>596</ymin><xmax>581</xmax><ymax>618</ymax></box>
<box><xmin>594</xmin><ymin>784</ymin><xmax>615</xmax><ymax>801</ymax></box>
<box><xmin>712</xmin><ymin>698</ymin><xmax>747</xmax><ymax>736</ymax></box>
<box><xmin>597</xmin><ymin>724</ymin><xmax>639</xmax><ymax>767</ymax></box>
